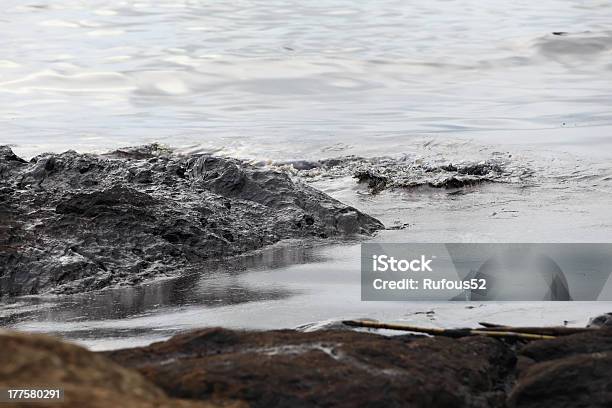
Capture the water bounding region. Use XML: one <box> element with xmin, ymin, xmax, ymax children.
<box><xmin>4</xmin><ymin>238</ymin><xmax>612</xmax><ymax>351</ymax></box>
<box><xmin>2</xmin><ymin>0</ymin><xmax>612</xmax><ymax>349</ymax></box>
<box><xmin>1</xmin><ymin>0</ymin><xmax>612</xmax><ymax>159</ymax></box>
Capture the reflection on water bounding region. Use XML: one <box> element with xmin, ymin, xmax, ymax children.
<box><xmin>4</xmin><ymin>227</ymin><xmax>612</xmax><ymax>351</ymax></box>
<box><xmin>1</xmin><ymin>0</ymin><xmax>612</xmax><ymax>160</ymax></box>
<box><xmin>0</xmin><ymin>242</ymin><xmax>322</xmax><ymax>325</ymax></box>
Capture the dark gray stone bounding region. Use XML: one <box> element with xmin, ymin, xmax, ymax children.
<box><xmin>290</xmin><ymin>155</ymin><xmax>533</xmax><ymax>193</ymax></box>
<box><xmin>0</xmin><ymin>145</ymin><xmax>383</xmax><ymax>296</ymax></box>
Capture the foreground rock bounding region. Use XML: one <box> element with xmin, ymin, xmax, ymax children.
<box><xmin>509</xmin><ymin>328</ymin><xmax>612</xmax><ymax>408</ymax></box>
<box><xmin>106</xmin><ymin>328</ymin><xmax>515</xmax><ymax>408</ymax></box>
<box><xmin>105</xmin><ymin>325</ymin><xmax>612</xmax><ymax>408</ymax></box>
<box><xmin>0</xmin><ymin>330</ymin><xmax>244</xmax><ymax>408</ymax></box>
<box><xmin>4</xmin><ymin>323</ymin><xmax>612</xmax><ymax>407</ymax></box>
<box><xmin>0</xmin><ymin>145</ymin><xmax>383</xmax><ymax>296</ymax></box>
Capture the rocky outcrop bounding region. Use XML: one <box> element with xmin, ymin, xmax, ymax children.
<box><xmin>4</xmin><ymin>323</ymin><xmax>612</xmax><ymax>407</ymax></box>
<box><xmin>106</xmin><ymin>327</ymin><xmax>515</xmax><ymax>408</ymax></box>
<box><xmin>104</xmin><ymin>325</ymin><xmax>612</xmax><ymax>408</ymax></box>
<box><xmin>510</xmin><ymin>352</ymin><xmax>612</xmax><ymax>408</ymax></box>
<box><xmin>518</xmin><ymin>328</ymin><xmax>612</xmax><ymax>363</ymax></box>
<box><xmin>0</xmin><ymin>330</ymin><xmax>245</xmax><ymax>408</ymax></box>
<box><xmin>0</xmin><ymin>145</ymin><xmax>383</xmax><ymax>296</ymax></box>
<box><xmin>509</xmin><ymin>328</ymin><xmax>612</xmax><ymax>408</ymax></box>
<box><xmin>278</xmin><ymin>155</ymin><xmax>532</xmax><ymax>194</ymax></box>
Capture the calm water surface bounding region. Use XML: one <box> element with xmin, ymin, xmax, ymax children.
<box><xmin>1</xmin><ymin>0</ymin><xmax>612</xmax><ymax>159</ymax></box>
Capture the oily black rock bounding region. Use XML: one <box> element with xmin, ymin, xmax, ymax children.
<box><xmin>0</xmin><ymin>145</ymin><xmax>383</xmax><ymax>296</ymax></box>
<box><xmin>281</xmin><ymin>155</ymin><xmax>533</xmax><ymax>194</ymax></box>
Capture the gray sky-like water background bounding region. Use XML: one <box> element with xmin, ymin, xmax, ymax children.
<box><xmin>2</xmin><ymin>0</ymin><xmax>612</xmax><ymax>349</ymax></box>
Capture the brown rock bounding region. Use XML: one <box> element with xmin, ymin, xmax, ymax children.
<box><xmin>0</xmin><ymin>330</ymin><xmax>245</xmax><ymax>408</ymax></box>
<box><xmin>508</xmin><ymin>329</ymin><xmax>612</xmax><ymax>407</ymax></box>
<box><xmin>519</xmin><ymin>328</ymin><xmax>612</xmax><ymax>363</ymax></box>
<box><xmin>106</xmin><ymin>328</ymin><xmax>515</xmax><ymax>408</ymax></box>
<box><xmin>508</xmin><ymin>352</ymin><xmax>612</xmax><ymax>408</ymax></box>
